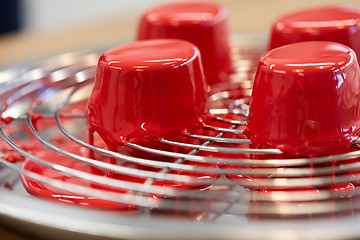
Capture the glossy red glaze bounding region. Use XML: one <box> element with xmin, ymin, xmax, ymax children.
<box><xmin>269</xmin><ymin>6</ymin><xmax>360</xmax><ymax>62</ymax></box>
<box><xmin>87</xmin><ymin>39</ymin><xmax>209</xmax><ymax>148</ymax></box>
<box><xmin>328</xmin><ymin>182</ymin><xmax>355</xmax><ymax>196</ymax></box>
<box><xmin>246</xmin><ymin>41</ymin><xmax>360</xmax><ymax>157</ymax></box>
<box><xmin>137</xmin><ymin>2</ymin><xmax>233</xmax><ymax>85</ymax></box>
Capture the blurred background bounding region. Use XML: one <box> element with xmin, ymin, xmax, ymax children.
<box><xmin>1</xmin><ymin>0</ymin><xmax>360</xmax><ymax>67</ymax></box>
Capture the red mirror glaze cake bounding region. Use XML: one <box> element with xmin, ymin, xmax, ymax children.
<box><xmin>269</xmin><ymin>6</ymin><xmax>360</xmax><ymax>62</ymax></box>
<box><xmin>137</xmin><ymin>2</ymin><xmax>233</xmax><ymax>85</ymax></box>
<box><xmin>87</xmin><ymin>39</ymin><xmax>209</xmax><ymax>149</ymax></box>
<box><xmin>246</xmin><ymin>41</ymin><xmax>360</xmax><ymax>157</ymax></box>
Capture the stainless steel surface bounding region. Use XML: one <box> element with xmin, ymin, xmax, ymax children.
<box><xmin>0</xmin><ymin>35</ymin><xmax>360</xmax><ymax>239</ymax></box>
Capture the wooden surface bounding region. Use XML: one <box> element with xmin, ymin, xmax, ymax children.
<box><xmin>2</xmin><ymin>0</ymin><xmax>360</xmax><ymax>68</ymax></box>
<box><xmin>1</xmin><ymin>0</ymin><xmax>360</xmax><ymax>239</ymax></box>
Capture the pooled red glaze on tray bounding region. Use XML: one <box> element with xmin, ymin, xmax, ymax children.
<box><xmin>246</xmin><ymin>41</ymin><xmax>360</xmax><ymax>157</ymax></box>
<box><xmin>21</xmin><ymin>140</ymin><xmax>138</xmax><ymax>210</ymax></box>
<box><xmin>87</xmin><ymin>39</ymin><xmax>209</xmax><ymax>150</ymax></box>
<box><xmin>269</xmin><ymin>6</ymin><xmax>360</xmax><ymax>62</ymax></box>
<box><xmin>137</xmin><ymin>2</ymin><xmax>233</xmax><ymax>85</ymax></box>
<box><xmin>21</xmin><ymin>137</ymin><xmax>218</xmax><ymax>210</ymax></box>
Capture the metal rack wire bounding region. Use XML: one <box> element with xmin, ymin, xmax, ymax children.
<box><xmin>0</xmin><ymin>37</ymin><xmax>360</xmax><ymax>232</ymax></box>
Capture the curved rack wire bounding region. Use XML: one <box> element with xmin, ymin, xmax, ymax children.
<box><xmin>0</xmin><ymin>37</ymin><xmax>360</xmax><ymax>226</ymax></box>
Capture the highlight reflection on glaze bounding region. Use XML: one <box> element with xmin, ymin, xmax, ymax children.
<box><xmin>86</xmin><ymin>39</ymin><xmax>209</xmax><ymax>149</ymax></box>
<box><xmin>247</xmin><ymin>41</ymin><xmax>360</xmax><ymax>157</ymax></box>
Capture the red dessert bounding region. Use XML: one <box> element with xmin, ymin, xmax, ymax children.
<box><xmin>246</xmin><ymin>41</ymin><xmax>360</xmax><ymax>157</ymax></box>
<box><xmin>87</xmin><ymin>39</ymin><xmax>209</xmax><ymax>149</ymax></box>
<box><xmin>269</xmin><ymin>6</ymin><xmax>360</xmax><ymax>62</ymax></box>
<box><xmin>137</xmin><ymin>2</ymin><xmax>233</xmax><ymax>85</ymax></box>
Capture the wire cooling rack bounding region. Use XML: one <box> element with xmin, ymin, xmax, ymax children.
<box><xmin>1</xmin><ymin>35</ymin><xmax>360</xmax><ymax>240</ymax></box>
